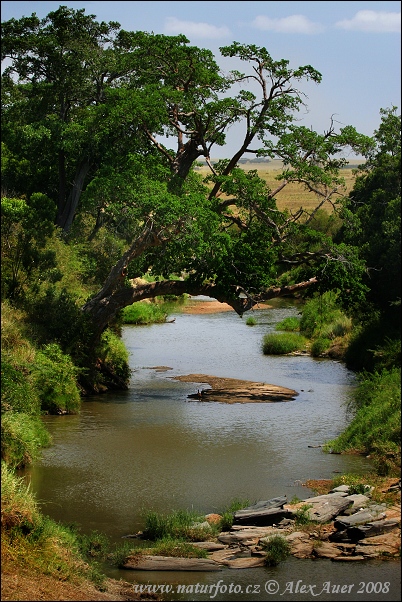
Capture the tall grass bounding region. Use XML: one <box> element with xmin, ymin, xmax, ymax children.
<box><xmin>143</xmin><ymin>508</ymin><xmax>213</xmax><ymax>541</ymax></box>
<box><xmin>122</xmin><ymin>301</ymin><xmax>168</xmax><ymax>325</ymax></box>
<box><xmin>324</xmin><ymin>368</ymin><xmax>401</xmax><ymax>475</ymax></box>
<box><xmin>262</xmin><ymin>332</ymin><xmax>307</xmax><ymax>355</ymax></box>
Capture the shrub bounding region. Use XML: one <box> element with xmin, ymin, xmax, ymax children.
<box><xmin>310</xmin><ymin>337</ymin><xmax>332</xmax><ymax>357</ymax></box>
<box><xmin>246</xmin><ymin>316</ymin><xmax>257</xmax><ymax>326</ymax></box>
<box><xmin>122</xmin><ymin>301</ymin><xmax>168</xmax><ymax>325</ymax></box>
<box><xmin>275</xmin><ymin>316</ymin><xmax>300</xmax><ymax>331</ymax></box>
<box><xmin>262</xmin><ymin>535</ymin><xmax>291</xmax><ymax>566</ymax></box>
<box><xmin>299</xmin><ymin>291</ymin><xmax>345</xmax><ymax>338</ymax></box>
<box><xmin>33</xmin><ymin>343</ymin><xmax>81</xmax><ymax>414</ymax></box>
<box><xmin>293</xmin><ymin>504</ymin><xmax>313</xmax><ymax>525</ymax></box>
<box><xmin>262</xmin><ymin>333</ymin><xmax>307</xmax><ymax>355</ymax></box>
<box><xmin>99</xmin><ymin>329</ymin><xmax>131</xmax><ymax>384</ymax></box>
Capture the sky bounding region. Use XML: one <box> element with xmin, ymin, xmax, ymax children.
<box><xmin>1</xmin><ymin>1</ymin><xmax>401</xmax><ymax>159</ymax></box>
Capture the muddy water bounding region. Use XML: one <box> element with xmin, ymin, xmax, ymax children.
<box><xmin>22</xmin><ymin>298</ymin><xmax>401</xmax><ymax>600</ymax></box>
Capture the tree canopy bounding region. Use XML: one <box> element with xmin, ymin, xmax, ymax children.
<box><xmin>2</xmin><ymin>6</ymin><xmax>399</xmax><ymax>378</ymax></box>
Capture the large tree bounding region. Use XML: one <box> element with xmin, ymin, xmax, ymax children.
<box><xmin>1</xmin><ymin>7</ymin><xmax>374</xmax><ymax>382</ymax></box>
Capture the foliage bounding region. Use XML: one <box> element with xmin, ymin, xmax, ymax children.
<box><xmin>324</xmin><ymin>368</ymin><xmax>401</xmax><ymax>475</ymax></box>
<box><xmin>299</xmin><ymin>291</ymin><xmax>348</xmax><ymax>338</ymax></box>
<box><xmin>32</xmin><ymin>343</ymin><xmax>81</xmax><ymax>414</ymax></box>
<box><xmin>1</xmin><ymin>195</ymin><xmax>57</xmax><ymax>301</ymax></box>
<box><xmin>262</xmin><ymin>332</ymin><xmax>307</xmax><ymax>355</ymax></box>
<box><xmin>275</xmin><ymin>316</ymin><xmax>300</xmax><ymax>331</ymax></box>
<box><xmin>245</xmin><ymin>316</ymin><xmax>257</xmax><ymax>326</ymax></box>
<box><xmin>337</xmin><ymin>106</ymin><xmax>401</xmax><ymax>330</ymax></box>
<box><xmin>310</xmin><ymin>337</ymin><xmax>332</xmax><ymax>357</ymax></box>
<box><xmin>98</xmin><ymin>329</ymin><xmax>131</xmax><ymax>385</ymax></box>
<box><xmin>262</xmin><ymin>535</ymin><xmax>291</xmax><ymax>566</ymax></box>
<box><xmin>293</xmin><ymin>504</ymin><xmax>314</xmax><ymax>525</ymax></box>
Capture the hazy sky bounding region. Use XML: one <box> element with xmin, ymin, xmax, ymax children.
<box><xmin>1</xmin><ymin>1</ymin><xmax>400</xmax><ymax>159</ymax></box>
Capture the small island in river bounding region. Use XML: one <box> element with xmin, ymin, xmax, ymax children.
<box><xmin>171</xmin><ymin>374</ymin><xmax>298</xmax><ymax>403</ymax></box>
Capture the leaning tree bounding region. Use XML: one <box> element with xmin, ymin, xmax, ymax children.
<box><xmin>1</xmin><ymin>8</ymin><xmax>374</xmax><ymax>386</ymax></box>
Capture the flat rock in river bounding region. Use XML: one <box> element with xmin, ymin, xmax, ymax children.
<box><xmin>172</xmin><ymin>374</ymin><xmax>298</xmax><ymax>403</ymax></box>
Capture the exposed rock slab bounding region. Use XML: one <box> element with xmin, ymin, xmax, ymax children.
<box><xmin>233</xmin><ymin>496</ymin><xmax>290</xmax><ymax>525</ymax></box>
<box><xmin>123</xmin><ymin>555</ymin><xmax>223</xmax><ymax>571</ymax></box>
<box><xmin>226</xmin><ymin>557</ymin><xmax>266</xmax><ymax>569</ymax></box>
<box><xmin>172</xmin><ymin>374</ymin><xmax>298</xmax><ymax>403</ymax></box>
<box><xmin>287</xmin><ymin>494</ymin><xmax>353</xmax><ymax>523</ymax></box>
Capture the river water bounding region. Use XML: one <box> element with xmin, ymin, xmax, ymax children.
<box><xmin>22</xmin><ymin>298</ymin><xmax>401</xmax><ymax>600</ymax></box>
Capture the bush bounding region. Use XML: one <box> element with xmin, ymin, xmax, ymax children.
<box><xmin>246</xmin><ymin>316</ymin><xmax>257</xmax><ymax>326</ymax></box>
<box><xmin>310</xmin><ymin>337</ymin><xmax>332</xmax><ymax>357</ymax></box>
<box><xmin>99</xmin><ymin>329</ymin><xmax>131</xmax><ymax>384</ymax></box>
<box><xmin>262</xmin><ymin>333</ymin><xmax>307</xmax><ymax>355</ymax></box>
<box><xmin>122</xmin><ymin>301</ymin><xmax>168</xmax><ymax>325</ymax></box>
<box><xmin>262</xmin><ymin>535</ymin><xmax>291</xmax><ymax>566</ymax></box>
<box><xmin>275</xmin><ymin>316</ymin><xmax>300</xmax><ymax>331</ymax></box>
<box><xmin>33</xmin><ymin>343</ymin><xmax>81</xmax><ymax>414</ymax></box>
<box><xmin>299</xmin><ymin>291</ymin><xmax>345</xmax><ymax>338</ymax></box>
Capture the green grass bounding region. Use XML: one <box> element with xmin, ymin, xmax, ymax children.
<box><xmin>324</xmin><ymin>368</ymin><xmax>401</xmax><ymax>475</ymax></box>
<box><xmin>310</xmin><ymin>337</ymin><xmax>332</xmax><ymax>357</ymax></box>
<box><xmin>262</xmin><ymin>332</ymin><xmax>307</xmax><ymax>355</ymax></box>
<box><xmin>246</xmin><ymin>316</ymin><xmax>257</xmax><ymax>326</ymax></box>
<box><xmin>275</xmin><ymin>316</ymin><xmax>300</xmax><ymax>331</ymax></box>
<box><xmin>261</xmin><ymin>535</ymin><xmax>291</xmax><ymax>566</ymax></box>
<box><xmin>143</xmin><ymin>508</ymin><xmax>214</xmax><ymax>542</ymax></box>
<box><xmin>122</xmin><ymin>301</ymin><xmax>168</xmax><ymax>325</ymax></box>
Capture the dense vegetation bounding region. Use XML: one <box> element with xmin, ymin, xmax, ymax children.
<box><xmin>1</xmin><ymin>5</ymin><xmax>400</xmax><ymax>597</ymax></box>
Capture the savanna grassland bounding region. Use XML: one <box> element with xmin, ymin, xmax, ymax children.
<box><xmin>195</xmin><ymin>159</ymin><xmax>361</xmax><ymax>212</ymax></box>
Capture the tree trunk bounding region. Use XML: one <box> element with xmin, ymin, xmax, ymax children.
<box><xmin>56</xmin><ymin>161</ymin><xmax>91</xmax><ymax>232</ymax></box>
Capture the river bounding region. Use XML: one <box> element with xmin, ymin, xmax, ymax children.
<box><xmin>22</xmin><ymin>297</ymin><xmax>401</xmax><ymax>600</ymax></box>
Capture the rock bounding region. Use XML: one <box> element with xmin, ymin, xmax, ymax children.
<box><xmin>346</xmin><ymin>519</ymin><xmax>400</xmax><ymax>541</ymax></box>
<box><xmin>233</xmin><ymin>497</ymin><xmax>290</xmax><ymax>526</ymax></box>
<box><xmin>226</xmin><ymin>557</ymin><xmax>266</xmax><ymax>569</ymax></box>
<box><xmin>331</xmin><ymin>556</ymin><xmax>364</xmax><ymax>561</ymax></box>
<box><xmin>330</xmin><ymin>485</ymin><xmax>351</xmax><ymax>494</ymax></box>
<box><xmin>208</xmin><ymin>547</ymin><xmax>242</xmax><ymax>563</ymax></box>
<box><xmin>334</xmin><ymin>506</ymin><xmax>387</xmax><ymax>529</ymax></box>
<box><xmin>218</xmin><ymin>527</ymin><xmax>285</xmax><ymax>545</ymax></box>
<box><xmin>355</xmin><ymin>532</ymin><xmax>401</xmax><ymax>558</ymax></box>
<box><xmin>313</xmin><ymin>542</ymin><xmax>345</xmax><ymax>559</ymax></box>
<box><xmin>287</xmin><ymin>494</ymin><xmax>353</xmax><ymax>523</ymax></box>
<box><xmin>123</xmin><ymin>555</ymin><xmax>223</xmax><ymax>571</ymax></box>
<box><xmin>342</xmin><ymin>494</ymin><xmax>371</xmax><ymax>515</ymax></box>
<box><xmin>192</xmin><ymin>541</ymin><xmax>227</xmax><ymax>551</ymax></box>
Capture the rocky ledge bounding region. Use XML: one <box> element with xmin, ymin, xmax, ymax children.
<box><xmin>122</xmin><ymin>483</ymin><xmax>401</xmax><ymax>571</ymax></box>
<box><xmin>172</xmin><ymin>374</ymin><xmax>298</xmax><ymax>403</ymax></box>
